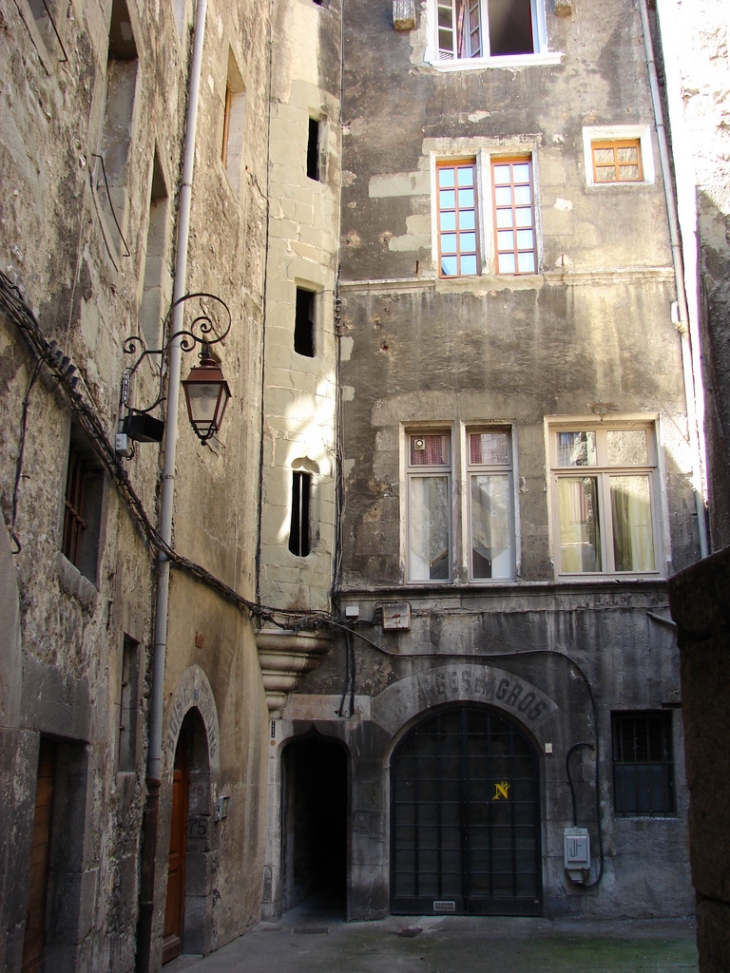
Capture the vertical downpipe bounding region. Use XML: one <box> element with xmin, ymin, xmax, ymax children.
<box><xmin>136</xmin><ymin>1</ymin><xmax>208</xmax><ymax>969</ymax></box>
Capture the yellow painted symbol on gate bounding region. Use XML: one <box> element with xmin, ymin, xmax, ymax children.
<box><xmin>492</xmin><ymin>782</ymin><xmax>510</xmax><ymax>801</ymax></box>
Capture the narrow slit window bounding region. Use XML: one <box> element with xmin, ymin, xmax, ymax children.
<box><xmin>289</xmin><ymin>472</ymin><xmax>311</xmax><ymax>557</ymax></box>
<box><xmin>222</xmin><ymin>51</ymin><xmax>246</xmax><ymax>194</ymax></box>
<box><xmin>62</xmin><ymin>435</ymin><xmax>104</xmax><ymax>583</ymax></box>
<box><xmin>294</xmin><ymin>289</ymin><xmax>315</xmax><ymax>357</ymax></box>
<box><xmin>437</xmin><ymin>0</ymin><xmax>536</xmax><ymax>60</ymax></box>
<box><xmin>97</xmin><ymin>0</ymin><xmax>138</xmax><ymax>254</ymax></box>
<box><xmin>307</xmin><ymin>118</ymin><xmax>321</xmax><ymax>181</ymax></box>
<box><xmin>139</xmin><ymin>153</ymin><xmax>170</xmax><ymax>348</ymax></box>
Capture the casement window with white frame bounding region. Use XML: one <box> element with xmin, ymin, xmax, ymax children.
<box><xmin>435</xmin><ymin>0</ymin><xmax>545</xmax><ymax>60</ymax></box>
<box><xmin>549</xmin><ymin>422</ymin><xmax>661</xmax><ymax>577</ymax></box>
<box><xmin>406</xmin><ymin>428</ymin><xmax>515</xmax><ymax>583</ymax></box>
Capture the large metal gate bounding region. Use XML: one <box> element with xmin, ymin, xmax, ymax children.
<box><xmin>391</xmin><ymin>706</ymin><xmax>541</xmax><ymax>915</ymax></box>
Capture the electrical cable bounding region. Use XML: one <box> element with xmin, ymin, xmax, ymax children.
<box><xmin>2</xmin><ymin>273</ymin><xmax>605</xmax><ymax>886</ymax></box>
<box><xmin>10</xmin><ymin>358</ymin><xmax>42</xmax><ymax>553</ymax></box>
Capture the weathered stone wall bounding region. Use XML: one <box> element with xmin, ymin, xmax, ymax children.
<box><xmin>657</xmin><ymin>0</ymin><xmax>730</xmax><ymax>549</ymax></box>
<box><xmin>669</xmin><ymin>548</ymin><xmax>730</xmax><ymax>973</ymax></box>
<box><xmin>258</xmin><ymin>0</ymin><xmax>342</xmax><ymax>615</ymax></box>
<box><xmin>0</xmin><ymin>0</ymin><xmax>271</xmax><ymax>968</ymax></box>
<box><xmin>262</xmin><ymin>0</ymin><xmax>699</xmax><ymax>924</ymax></box>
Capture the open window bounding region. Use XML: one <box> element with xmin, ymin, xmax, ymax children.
<box><xmin>138</xmin><ymin>152</ymin><xmax>170</xmax><ymax>347</ymax></box>
<box><xmin>434</xmin><ymin>0</ymin><xmax>546</xmax><ymax>61</ymax></box>
<box><xmin>95</xmin><ymin>0</ymin><xmax>139</xmax><ymax>258</ymax></box>
<box><xmin>221</xmin><ymin>49</ymin><xmax>246</xmax><ymax>194</ymax></box>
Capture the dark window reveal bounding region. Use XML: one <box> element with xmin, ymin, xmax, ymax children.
<box><xmin>307</xmin><ymin>118</ymin><xmax>321</xmax><ymax>181</ymax></box>
<box><xmin>62</xmin><ymin>436</ymin><xmax>104</xmax><ymax>583</ymax></box>
<box><xmin>612</xmin><ymin>712</ymin><xmax>675</xmax><ymax>816</ymax></box>
<box><xmin>294</xmin><ymin>288</ymin><xmax>315</xmax><ymax>357</ymax></box>
<box><xmin>289</xmin><ymin>471</ymin><xmax>311</xmax><ymax>557</ymax></box>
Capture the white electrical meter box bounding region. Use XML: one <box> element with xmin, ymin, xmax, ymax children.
<box><xmin>383</xmin><ymin>602</ymin><xmax>411</xmax><ymax>630</ymax></box>
<box><xmin>563</xmin><ymin>827</ymin><xmax>590</xmax><ymax>883</ymax></box>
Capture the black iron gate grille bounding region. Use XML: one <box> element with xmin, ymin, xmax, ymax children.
<box><xmin>391</xmin><ymin>706</ymin><xmax>541</xmax><ymax>915</ymax></box>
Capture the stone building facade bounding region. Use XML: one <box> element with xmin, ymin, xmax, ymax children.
<box><xmin>0</xmin><ymin>0</ymin><xmax>720</xmax><ymax>970</ymax></box>
<box><xmin>0</xmin><ymin>0</ymin><xmax>271</xmax><ymax>970</ymax></box>
<box><xmin>261</xmin><ymin>0</ymin><xmax>702</xmax><ymax>927</ymax></box>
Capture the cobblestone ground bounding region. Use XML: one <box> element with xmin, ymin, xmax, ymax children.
<box><xmin>166</xmin><ymin>904</ymin><xmax>698</xmax><ymax>973</ymax></box>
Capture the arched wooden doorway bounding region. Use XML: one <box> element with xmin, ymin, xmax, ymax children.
<box><xmin>390</xmin><ymin>705</ymin><xmax>542</xmax><ymax>915</ymax></box>
<box><xmin>163</xmin><ymin>708</ymin><xmax>212</xmax><ymax>963</ymax></box>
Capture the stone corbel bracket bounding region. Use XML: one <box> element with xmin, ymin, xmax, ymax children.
<box><xmin>256</xmin><ymin>629</ymin><xmax>333</xmax><ymax>716</ymax></box>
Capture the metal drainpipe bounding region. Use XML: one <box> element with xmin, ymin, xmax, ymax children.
<box><xmin>136</xmin><ymin>1</ymin><xmax>208</xmax><ymax>969</ymax></box>
<box><xmin>638</xmin><ymin>0</ymin><xmax>709</xmax><ymax>559</ymax></box>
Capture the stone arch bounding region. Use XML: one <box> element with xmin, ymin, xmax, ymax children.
<box><xmin>164</xmin><ymin>665</ymin><xmax>220</xmax><ymax>777</ymax></box>
<box><xmin>371</xmin><ymin>663</ymin><xmax>559</xmax><ymax>754</ymax></box>
<box><xmin>161</xmin><ymin>667</ymin><xmax>220</xmax><ymax>960</ymax></box>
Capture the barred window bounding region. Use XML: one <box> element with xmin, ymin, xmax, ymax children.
<box><xmin>612</xmin><ymin>712</ymin><xmax>675</xmax><ymax>816</ymax></box>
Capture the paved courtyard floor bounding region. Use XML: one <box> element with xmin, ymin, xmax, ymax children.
<box><xmin>166</xmin><ymin>899</ymin><xmax>698</xmax><ymax>973</ymax></box>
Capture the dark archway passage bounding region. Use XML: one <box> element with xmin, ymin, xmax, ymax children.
<box><xmin>281</xmin><ymin>734</ymin><xmax>348</xmax><ymax>916</ymax></box>
<box><xmin>391</xmin><ymin>705</ymin><xmax>542</xmax><ymax>916</ymax></box>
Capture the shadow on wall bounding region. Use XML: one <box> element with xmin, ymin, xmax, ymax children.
<box><xmin>697</xmin><ymin>188</ymin><xmax>730</xmax><ymax>550</ymax></box>
<box><xmin>669</xmin><ymin>546</ymin><xmax>730</xmax><ymax>973</ymax></box>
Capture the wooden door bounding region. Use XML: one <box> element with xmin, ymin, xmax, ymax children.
<box><xmin>162</xmin><ymin>740</ymin><xmax>188</xmax><ymax>964</ymax></box>
<box><xmin>21</xmin><ymin>739</ymin><xmax>56</xmax><ymax>973</ymax></box>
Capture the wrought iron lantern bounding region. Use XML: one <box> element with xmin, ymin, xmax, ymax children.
<box><xmin>118</xmin><ymin>293</ymin><xmax>232</xmax><ymax>451</ymax></box>
<box><xmin>182</xmin><ymin>346</ymin><xmax>231</xmax><ymax>444</ymax></box>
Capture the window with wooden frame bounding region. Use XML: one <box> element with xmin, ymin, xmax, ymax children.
<box><xmin>612</xmin><ymin>712</ymin><xmax>675</xmax><ymax>816</ymax></box>
<box><xmin>467</xmin><ymin>429</ymin><xmax>513</xmax><ymax>579</ymax></box>
<box><xmin>437</xmin><ymin>160</ymin><xmax>480</xmax><ymax>277</ymax></box>
<box><xmin>549</xmin><ymin>422</ymin><xmax>660</xmax><ymax>577</ymax></box>
<box><xmin>492</xmin><ymin>156</ymin><xmax>536</xmax><ymax>275</ymax></box>
<box><xmin>591</xmin><ymin>139</ymin><xmax>643</xmax><ymax>184</ymax></box>
<box><xmin>62</xmin><ymin>435</ymin><xmax>104</xmax><ymax>583</ymax></box>
<box><xmin>407</xmin><ymin>432</ymin><xmax>452</xmax><ymax>581</ymax></box>
<box><xmin>406</xmin><ymin>427</ymin><xmax>515</xmax><ymax>583</ymax></box>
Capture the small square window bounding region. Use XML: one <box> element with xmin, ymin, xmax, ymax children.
<box><xmin>612</xmin><ymin>712</ymin><xmax>675</xmax><ymax>816</ymax></box>
<box><xmin>592</xmin><ymin>139</ymin><xmax>643</xmax><ymax>184</ymax></box>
